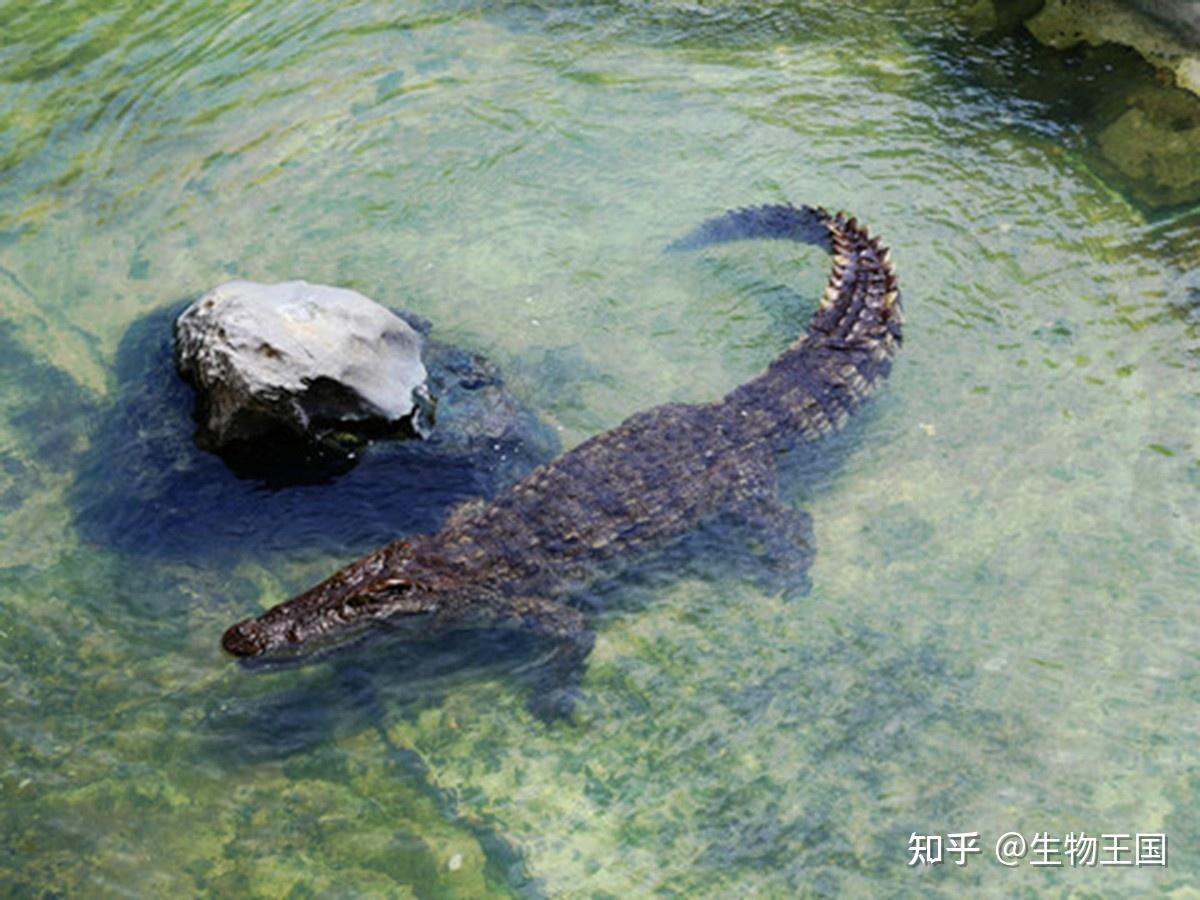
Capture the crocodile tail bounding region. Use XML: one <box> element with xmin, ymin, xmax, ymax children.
<box><xmin>665</xmin><ymin>203</ymin><xmax>833</xmax><ymax>253</ymax></box>
<box><xmin>674</xmin><ymin>204</ymin><xmax>902</xmax><ymax>445</ymax></box>
<box><xmin>803</xmin><ymin>209</ymin><xmax>902</xmax><ymax>359</ymax></box>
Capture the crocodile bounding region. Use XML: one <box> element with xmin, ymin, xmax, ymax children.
<box><xmin>221</xmin><ymin>203</ymin><xmax>903</xmax><ymax>713</ymax></box>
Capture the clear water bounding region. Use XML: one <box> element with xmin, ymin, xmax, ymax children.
<box><xmin>2</xmin><ymin>1</ymin><xmax>1198</xmax><ymax>896</ymax></box>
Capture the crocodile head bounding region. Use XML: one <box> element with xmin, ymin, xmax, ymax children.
<box><xmin>221</xmin><ymin>539</ymin><xmax>468</xmax><ymax>661</ymax></box>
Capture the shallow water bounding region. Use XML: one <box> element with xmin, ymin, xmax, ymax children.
<box><xmin>2</xmin><ymin>1</ymin><xmax>1198</xmax><ymax>896</ymax></box>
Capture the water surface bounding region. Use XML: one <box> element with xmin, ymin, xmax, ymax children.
<box><xmin>2</xmin><ymin>1</ymin><xmax>1198</xmax><ymax>896</ymax></box>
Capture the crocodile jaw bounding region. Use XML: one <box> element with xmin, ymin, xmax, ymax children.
<box><xmin>220</xmin><ymin>594</ymin><xmax>438</xmax><ymax>659</ymax></box>
<box><xmin>222</xmin><ymin>618</ymin><xmax>272</xmax><ymax>656</ymax></box>
<box><xmin>220</xmin><ymin>553</ymin><xmax>454</xmax><ymax>660</ymax></box>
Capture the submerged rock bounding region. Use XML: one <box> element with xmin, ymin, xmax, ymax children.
<box><xmin>175</xmin><ymin>280</ymin><xmax>431</xmax><ymax>472</ymax></box>
<box><xmin>1126</xmin><ymin>0</ymin><xmax>1200</xmax><ymax>47</ymax></box>
<box><xmin>960</xmin><ymin>0</ymin><xmax>1200</xmax><ymax>208</ymax></box>
<box><xmin>1027</xmin><ymin>0</ymin><xmax>1200</xmax><ymax>93</ymax></box>
<box><xmin>1094</xmin><ymin>85</ymin><xmax>1200</xmax><ymax>204</ymax></box>
<box><xmin>1023</xmin><ymin>1</ymin><xmax>1200</xmax><ymax>206</ymax></box>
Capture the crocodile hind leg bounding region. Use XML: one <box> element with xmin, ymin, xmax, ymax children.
<box><xmin>480</xmin><ymin>595</ymin><xmax>595</xmax><ymax>722</ymax></box>
<box><xmin>719</xmin><ymin>456</ymin><xmax>815</xmax><ymax>594</ymax></box>
<box><xmin>726</xmin><ymin>492</ymin><xmax>815</xmax><ymax>595</ymax></box>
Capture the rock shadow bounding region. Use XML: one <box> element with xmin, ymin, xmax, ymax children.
<box><xmin>72</xmin><ymin>303</ymin><xmax>559</xmax><ymax>564</ymax></box>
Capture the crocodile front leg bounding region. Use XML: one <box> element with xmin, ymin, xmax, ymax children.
<box><xmin>471</xmin><ymin>595</ymin><xmax>594</xmax><ymax>722</ymax></box>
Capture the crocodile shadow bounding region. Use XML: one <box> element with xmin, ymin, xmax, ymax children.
<box><xmin>202</xmin><ymin>626</ymin><xmax>559</xmax><ymax>897</ymax></box>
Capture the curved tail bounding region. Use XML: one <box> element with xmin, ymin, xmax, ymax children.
<box><xmin>665</xmin><ymin>203</ymin><xmax>834</xmax><ymax>253</ymax></box>
<box><xmin>671</xmin><ymin>203</ymin><xmax>903</xmax><ymax>445</ymax></box>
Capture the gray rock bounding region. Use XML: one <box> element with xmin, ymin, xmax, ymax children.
<box><xmin>1125</xmin><ymin>0</ymin><xmax>1200</xmax><ymax>46</ymax></box>
<box><xmin>1027</xmin><ymin>0</ymin><xmax>1200</xmax><ymax>95</ymax></box>
<box><xmin>72</xmin><ymin>301</ymin><xmax>561</xmax><ymax>559</ymax></box>
<box><xmin>175</xmin><ymin>280</ymin><xmax>430</xmax><ymax>463</ymax></box>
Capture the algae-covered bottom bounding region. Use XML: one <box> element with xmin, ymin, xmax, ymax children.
<box><xmin>1</xmin><ymin>1</ymin><xmax>1197</xmax><ymax>896</ymax></box>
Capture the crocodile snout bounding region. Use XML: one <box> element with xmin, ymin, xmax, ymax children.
<box><xmin>221</xmin><ymin>619</ymin><xmax>270</xmax><ymax>657</ymax></box>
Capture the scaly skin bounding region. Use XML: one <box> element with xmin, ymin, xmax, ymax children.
<box><xmin>221</xmin><ymin>204</ymin><xmax>903</xmax><ymax>708</ymax></box>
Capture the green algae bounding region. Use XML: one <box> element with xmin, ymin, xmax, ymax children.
<box><xmin>1</xmin><ymin>0</ymin><xmax>1198</xmax><ymax>896</ymax></box>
